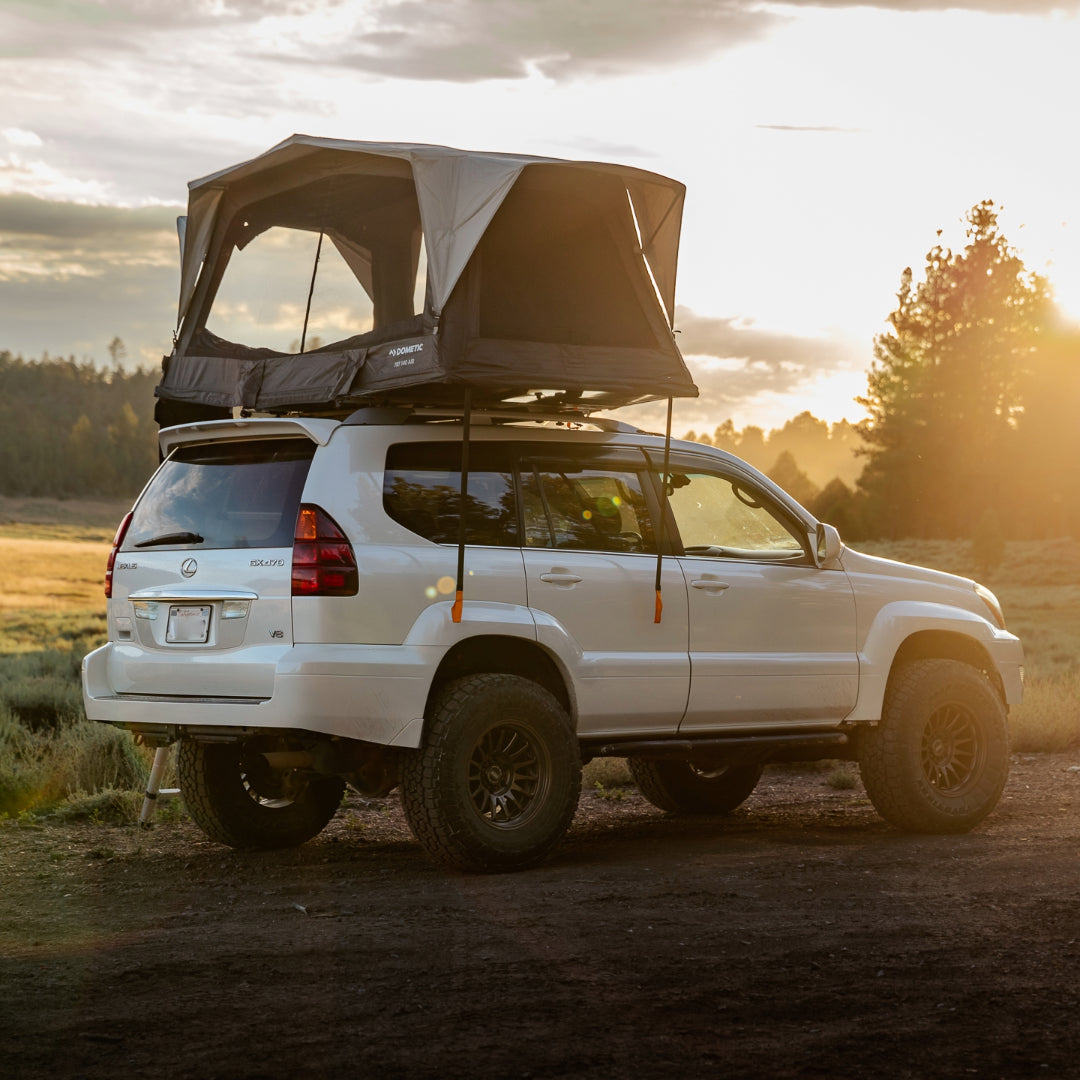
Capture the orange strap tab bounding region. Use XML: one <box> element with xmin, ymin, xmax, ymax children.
<box><xmin>451</xmin><ymin>591</ymin><xmax>464</xmax><ymax>624</ymax></box>
<box><xmin>654</xmin><ymin>590</ymin><xmax>663</xmax><ymax>624</ymax></box>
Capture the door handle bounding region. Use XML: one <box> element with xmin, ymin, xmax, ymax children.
<box><xmin>540</xmin><ymin>572</ymin><xmax>583</xmax><ymax>586</ymax></box>
<box><xmin>690</xmin><ymin>578</ymin><xmax>731</xmax><ymax>592</ymax></box>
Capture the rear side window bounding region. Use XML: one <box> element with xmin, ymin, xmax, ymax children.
<box><xmin>123</xmin><ymin>438</ymin><xmax>315</xmax><ymax>551</ymax></box>
<box><xmin>383</xmin><ymin>442</ymin><xmax>517</xmax><ymax>546</ymax></box>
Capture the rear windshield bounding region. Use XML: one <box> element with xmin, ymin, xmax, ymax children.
<box><xmin>123</xmin><ymin>438</ymin><xmax>315</xmax><ymax>551</ymax></box>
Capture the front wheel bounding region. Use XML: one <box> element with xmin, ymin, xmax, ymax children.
<box><xmin>627</xmin><ymin>756</ymin><xmax>763</xmax><ymax>814</ymax></box>
<box><xmin>858</xmin><ymin>659</ymin><xmax>1010</xmax><ymax>834</ymax></box>
<box><xmin>178</xmin><ymin>738</ymin><xmax>345</xmax><ymax>849</ymax></box>
<box><xmin>399</xmin><ymin>674</ymin><xmax>582</xmax><ymax>873</ymax></box>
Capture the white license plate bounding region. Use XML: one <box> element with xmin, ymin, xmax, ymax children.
<box><xmin>166</xmin><ymin>605</ymin><xmax>211</xmax><ymax>643</ymax></box>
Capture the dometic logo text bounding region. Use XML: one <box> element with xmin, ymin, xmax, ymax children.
<box><xmin>389</xmin><ymin>343</ymin><xmax>424</xmax><ymax>367</ymax></box>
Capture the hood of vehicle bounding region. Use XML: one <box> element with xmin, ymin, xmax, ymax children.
<box><xmin>838</xmin><ymin>546</ymin><xmax>975</xmax><ymax>589</ymax></box>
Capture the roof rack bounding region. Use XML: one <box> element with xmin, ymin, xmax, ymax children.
<box><xmin>340</xmin><ymin>404</ymin><xmax>645</xmax><ymax>434</ymax></box>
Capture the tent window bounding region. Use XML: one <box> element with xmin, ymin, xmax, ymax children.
<box><xmin>208</xmin><ymin>227</ymin><xmax>375</xmax><ymax>353</ymax></box>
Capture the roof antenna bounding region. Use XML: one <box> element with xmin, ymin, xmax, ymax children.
<box><xmin>299</xmin><ymin>230</ymin><xmax>324</xmax><ymax>354</ymax></box>
<box><xmin>654</xmin><ymin>397</ymin><xmax>674</xmax><ymax>623</ymax></box>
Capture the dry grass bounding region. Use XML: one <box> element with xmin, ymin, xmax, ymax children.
<box><xmin>0</xmin><ymin>494</ymin><xmax>131</xmax><ymax>535</ymax></box>
<box><xmin>0</xmin><ymin>498</ymin><xmax>115</xmax><ymax>654</ymax></box>
<box><xmin>1010</xmin><ymin>670</ymin><xmax>1080</xmax><ymax>753</ymax></box>
<box><xmin>0</xmin><ymin>537</ymin><xmax>110</xmax><ymax>611</ymax></box>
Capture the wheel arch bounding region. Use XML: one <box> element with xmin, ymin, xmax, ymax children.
<box><xmin>423</xmin><ymin>635</ymin><xmax>574</xmax><ymax>727</ymax></box>
<box><xmin>889</xmin><ymin>630</ymin><xmax>1004</xmax><ymax>700</ymax></box>
<box><xmin>848</xmin><ymin>621</ymin><xmax>1007</xmax><ymax>724</ymax></box>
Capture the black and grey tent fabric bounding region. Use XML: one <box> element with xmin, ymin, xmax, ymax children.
<box><xmin>155</xmin><ymin>135</ymin><xmax>698</xmax><ymax>423</ymax></box>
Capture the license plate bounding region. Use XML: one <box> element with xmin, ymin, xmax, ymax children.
<box><xmin>166</xmin><ymin>605</ymin><xmax>211</xmax><ymax>643</ymax></box>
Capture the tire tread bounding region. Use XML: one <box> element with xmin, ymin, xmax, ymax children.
<box><xmin>858</xmin><ymin>658</ymin><xmax>1009</xmax><ymax>834</ymax></box>
<box><xmin>400</xmin><ymin>673</ymin><xmax>581</xmax><ymax>872</ymax></box>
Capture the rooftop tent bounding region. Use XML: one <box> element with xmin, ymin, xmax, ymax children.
<box><xmin>156</xmin><ymin>135</ymin><xmax>698</xmax><ymax>420</ymax></box>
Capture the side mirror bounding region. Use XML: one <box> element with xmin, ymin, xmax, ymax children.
<box><xmin>815</xmin><ymin>523</ymin><xmax>844</xmax><ymax>568</ymax></box>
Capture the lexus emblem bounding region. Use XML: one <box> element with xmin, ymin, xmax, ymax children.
<box><xmin>180</xmin><ymin>558</ymin><xmax>198</xmax><ymax>578</ymax></box>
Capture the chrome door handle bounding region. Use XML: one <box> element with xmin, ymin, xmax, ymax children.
<box><xmin>691</xmin><ymin>578</ymin><xmax>731</xmax><ymax>591</ymax></box>
<box><xmin>540</xmin><ymin>572</ymin><xmax>583</xmax><ymax>586</ymax></box>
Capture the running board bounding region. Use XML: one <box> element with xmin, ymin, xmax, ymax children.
<box><xmin>583</xmin><ymin>730</ymin><xmax>852</xmax><ymax>765</ymax></box>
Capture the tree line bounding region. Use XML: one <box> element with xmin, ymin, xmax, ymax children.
<box><xmin>4</xmin><ymin>198</ymin><xmax>1079</xmax><ymax>542</ymax></box>
<box><xmin>0</xmin><ymin>351</ymin><xmax>159</xmax><ymax>498</ymax></box>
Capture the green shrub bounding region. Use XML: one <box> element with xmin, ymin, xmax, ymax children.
<box><xmin>0</xmin><ymin>649</ymin><xmax>87</xmax><ymax>731</ymax></box>
<box><xmin>50</xmin><ymin>789</ymin><xmax>143</xmax><ymax>825</ymax></box>
<box><xmin>825</xmin><ymin>765</ymin><xmax>859</xmax><ymax>790</ymax></box>
<box><xmin>0</xmin><ymin>708</ymin><xmax>149</xmax><ymax>817</ymax></box>
<box><xmin>583</xmin><ymin>757</ymin><xmax>633</xmax><ymax>788</ymax></box>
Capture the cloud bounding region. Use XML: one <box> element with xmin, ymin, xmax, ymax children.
<box><xmin>0</xmin><ymin>194</ymin><xmax>179</xmax><ymax>362</ymax></box>
<box><xmin>304</xmin><ymin>0</ymin><xmax>777</xmax><ymax>82</ymax></box>
<box><xmin>676</xmin><ymin>307</ymin><xmax>858</xmax><ymax>376</ymax></box>
<box><xmin>245</xmin><ymin>0</ymin><xmax>1080</xmax><ymax>84</ymax></box>
<box><xmin>663</xmin><ymin>307</ymin><xmax>867</xmax><ymax>423</ymax></box>
<box><xmin>0</xmin><ymin>193</ymin><xmax>178</xmax><ymax>239</ymax></box>
<box><xmin>0</xmin><ymin>0</ymin><xmax>779</xmax><ymax>77</ymax></box>
<box><xmin>3</xmin><ymin>0</ymin><xmax>1076</xmax><ymax>79</ymax></box>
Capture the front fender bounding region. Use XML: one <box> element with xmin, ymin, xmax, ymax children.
<box><xmin>848</xmin><ymin>600</ymin><xmax>1024</xmax><ymax>722</ymax></box>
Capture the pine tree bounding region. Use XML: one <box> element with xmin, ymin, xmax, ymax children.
<box><xmin>857</xmin><ymin>201</ymin><xmax>1053</xmax><ymax>538</ymax></box>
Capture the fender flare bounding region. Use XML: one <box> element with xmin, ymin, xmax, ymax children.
<box><xmin>847</xmin><ymin>600</ymin><xmax>1006</xmax><ymax>723</ymax></box>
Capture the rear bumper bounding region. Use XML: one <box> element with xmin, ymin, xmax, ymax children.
<box><xmin>81</xmin><ymin>642</ymin><xmax>437</xmax><ymax>747</ymax></box>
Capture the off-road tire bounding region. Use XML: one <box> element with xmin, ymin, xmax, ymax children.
<box><xmin>399</xmin><ymin>674</ymin><xmax>582</xmax><ymax>873</ymax></box>
<box><xmin>627</xmin><ymin>756</ymin><xmax>764</xmax><ymax>815</ymax></box>
<box><xmin>858</xmin><ymin>659</ymin><xmax>1010</xmax><ymax>834</ymax></box>
<box><xmin>178</xmin><ymin>739</ymin><xmax>345</xmax><ymax>849</ymax></box>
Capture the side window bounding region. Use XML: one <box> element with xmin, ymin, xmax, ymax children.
<box><xmin>521</xmin><ymin>463</ymin><xmax>655</xmax><ymax>554</ymax></box>
<box><xmin>663</xmin><ymin>470</ymin><xmax>807</xmax><ymax>560</ymax></box>
<box><xmin>383</xmin><ymin>443</ymin><xmax>517</xmax><ymax>546</ymax></box>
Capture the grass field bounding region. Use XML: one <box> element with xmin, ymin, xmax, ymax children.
<box><xmin>1</xmin><ymin>499</ymin><xmax>1078</xmax><ymax>818</ymax></box>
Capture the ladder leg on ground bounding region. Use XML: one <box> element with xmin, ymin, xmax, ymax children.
<box><xmin>139</xmin><ymin>745</ymin><xmax>181</xmax><ymax>827</ymax></box>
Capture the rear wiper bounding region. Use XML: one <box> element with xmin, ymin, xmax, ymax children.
<box><xmin>134</xmin><ymin>531</ymin><xmax>205</xmax><ymax>548</ymax></box>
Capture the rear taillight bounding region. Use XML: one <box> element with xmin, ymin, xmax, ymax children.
<box><xmin>292</xmin><ymin>505</ymin><xmax>358</xmax><ymax>596</ymax></box>
<box><xmin>105</xmin><ymin>512</ymin><xmax>133</xmax><ymax>598</ymax></box>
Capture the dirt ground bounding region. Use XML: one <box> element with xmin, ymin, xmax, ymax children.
<box><xmin>3</xmin><ymin>753</ymin><xmax>1080</xmax><ymax>1080</ymax></box>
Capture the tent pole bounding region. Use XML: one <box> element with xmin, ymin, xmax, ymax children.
<box><xmin>654</xmin><ymin>397</ymin><xmax>674</xmax><ymax>623</ymax></box>
<box><xmin>452</xmin><ymin>388</ymin><xmax>472</xmax><ymax>624</ymax></box>
<box><xmin>299</xmin><ymin>230</ymin><xmax>324</xmax><ymax>354</ymax></box>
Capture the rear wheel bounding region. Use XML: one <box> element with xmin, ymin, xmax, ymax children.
<box><xmin>399</xmin><ymin>674</ymin><xmax>582</xmax><ymax>873</ymax></box>
<box><xmin>858</xmin><ymin>659</ymin><xmax>1010</xmax><ymax>834</ymax></box>
<box><xmin>628</xmin><ymin>756</ymin><xmax>763</xmax><ymax>815</ymax></box>
<box><xmin>178</xmin><ymin>738</ymin><xmax>345</xmax><ymax>849</ymax></box>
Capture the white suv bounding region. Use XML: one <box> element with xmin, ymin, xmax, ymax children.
<box><xmin>82</xmin><ymin>408</ymin><xmax>1024</xmax><ymax>871</ymax></box>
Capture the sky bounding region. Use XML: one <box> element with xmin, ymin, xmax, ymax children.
<box><xmin>2</xmin><ymin>0</ymin><xmax>1079</xmax><ymax>434</ymax></box>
